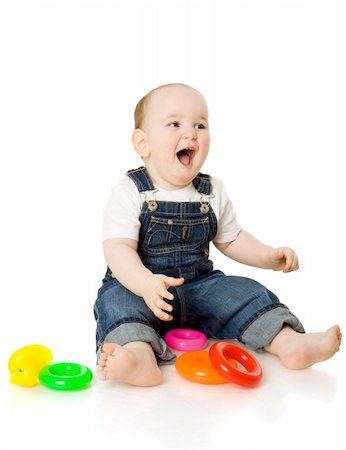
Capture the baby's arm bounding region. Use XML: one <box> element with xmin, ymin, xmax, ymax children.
<box><xmin>103</xmin><ymin>238</ymin><xmax>184</xmax><ymax>321</ymax></box>
<box><xmin>214</xmin><ymin>230</ymin><xmax>299</xmax><ymax>272</ymax></box>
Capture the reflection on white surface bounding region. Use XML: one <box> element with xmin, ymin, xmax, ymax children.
<box><xmin>2</xmin><ymin>349</ymin><xmax>343</xmax><ymax>450</ymax></box>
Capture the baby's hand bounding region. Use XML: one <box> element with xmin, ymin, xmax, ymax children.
<box><xmin>268</xmin><ymin>247</ymin><xmax>299</xmax><ymax>273</ymax></box>
<box><xmin>141</xmin><ymin>274</ymin><xmax>185</xmax><ymax>321</ymax></box>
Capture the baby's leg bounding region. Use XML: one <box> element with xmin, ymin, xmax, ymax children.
<box><xmin>97</xmin><ymin>341</ymin><xmax>162</xmax><ymax>386</ymax></box>
<box><xmin>265</xmin><ymin>325</ymin><xmax>342</xmax><ymax>369</ymax></box>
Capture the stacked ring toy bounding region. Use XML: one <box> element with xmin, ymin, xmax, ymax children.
<box><xmin>175</xmin><ymin>350</ymin><xmax>233</xmax><ymax>384</ymax></box>
<box><xmin>39</xmin><ymin>362</ymin><xmax>93</xmax><ymax>390</ymax></box>
<box><xmin>209</xmin><ymin>342</ymin><xmax>262</xmax><ymax>387</ymax></box>
<box><xmin>172</xmin><ymin>331</ymin><xmax>263</xmax><ymax>387</ymax></box>
<box><xmin>164</xmin><ymin>329</ymin><xmax>208</xmax><ymax>351</ymax></box>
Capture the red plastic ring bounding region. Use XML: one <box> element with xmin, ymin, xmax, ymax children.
<box><xmin>209</xmin><ymin>342</ymin><xmax>263</xmax><ymax>387</ymax></box>
<box><xmin>175</xmin><ymin>350</ymin><xmax>235</xmax><ymax>384</ymax></box>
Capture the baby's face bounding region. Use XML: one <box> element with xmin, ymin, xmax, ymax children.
<box><xmin>139</xmin><ymin>85</ymin><xmax>210</xmax><ymax>190</ymax></box>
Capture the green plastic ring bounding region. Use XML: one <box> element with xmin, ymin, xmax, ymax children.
<box><xmin>39</xmin><ymin>362</ymin><xmax>93</xmax><ymax>390</ymax></box>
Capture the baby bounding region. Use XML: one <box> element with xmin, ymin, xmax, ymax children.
<box><xmin>94</xmin><ymin>83</ymin><xmax>341</xmax><ymax>386</ymax></box>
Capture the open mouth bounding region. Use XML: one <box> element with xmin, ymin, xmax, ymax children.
<box><xmin>176</xmin><ymin>148</ymin><xmax>195</xmax><ymax>166</ymax></box>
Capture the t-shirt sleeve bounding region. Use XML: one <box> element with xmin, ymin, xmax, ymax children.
<box><xmin>212</xmin><ymin>179</ymin><xmax>242</xmax><ymax>243</ymax></box>
<box><xmin>102</xmin><ymin>177</ymin><xmax>142</xmax><ymax>242</ymax></box>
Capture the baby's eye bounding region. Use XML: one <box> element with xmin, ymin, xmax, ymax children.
<box><xmin>168</xmin><ymin>121</ymin><xmax>180</xmax><ymax>127</ymax></box>
<box><xmin>194</xmin><ymin>123</ymin><xmax>206</xmax><ymax>129</ymax></box>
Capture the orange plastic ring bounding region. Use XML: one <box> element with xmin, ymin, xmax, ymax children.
<box><xmin>175</xmin><ymin>350</ymin><xmax>236</xmax><ymax>384</ymax></box>
<box><xmin>209</xmin><ymin>342</ymin><xmax>262</xmax><ymax>387</ymax></box>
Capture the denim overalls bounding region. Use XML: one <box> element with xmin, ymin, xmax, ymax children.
<box><xmin>94</xmin><ymin>167</ymin><xmax>304</xmax><ymax>363</ymax></box>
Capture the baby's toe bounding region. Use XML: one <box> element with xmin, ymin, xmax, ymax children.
<box><xmin>99</xmin><ymin>352</ymin><xmax>109</xmax><ymax>362</ymax></box>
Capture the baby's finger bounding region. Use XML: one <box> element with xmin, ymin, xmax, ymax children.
<box><xmin>284</xmin><ymin>251</ymin><xmax>298</xmax><ymax>272</ymax></box>
<box><xmin>158</xmin><ymin>287</ymin><xmax>174</xmax><ymax>301</ymax></box>
<box><xmin>291</xmin><ymin>253</ymin><xmax>299</xmax><ymax>271</ymax></box>
<box><xmin>165</xmin><ymin>276</ymin><xmax>185</xmax><ymax>287</ymax></box>
<box><xmin>157</xmin><ymin>298</ymin><xmax>173</xmax><ymax>313</ymax></box>
<box><xmin>273</xmin><ymin>249</ymin><xmax>284</xmax><ymax>262</ymax></box>
<box><xmin>283</xmin><ymin>251</ymin><xmax>293</xmax><ymax>272</ymax></box>
<box><xmin>152</xmin><ymin>305</ymin><xmax>173</xmax><ymax>321</ymax></box>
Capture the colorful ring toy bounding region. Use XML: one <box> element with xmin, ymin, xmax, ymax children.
<box><xmin>209</xmin><ymin>342</ymin><xmax>262</xmax><ymax>387</ymax></box>
<box><xmin>39</xmin><ymin>362</ymin><xmax>93</xmax><ymax>390</ymax></box>
<box><xmin>175</xmin><ymin>350</ymin><xmax>235</xmax><ymax>384</ymax></box>
<box><xmin>164</xmin><ymin>329</ymin><xmax>208</xmax><ymax>351</ymax></box>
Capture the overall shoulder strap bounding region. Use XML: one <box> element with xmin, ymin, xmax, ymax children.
<box><xmin>192</xmin><ymin>172</ymin><xmax>212</xmax><ymax>195</ymax></box>
<box><xmin>126</xmin><ymin>166</ymin><xmax>155</xmax><ymax>192</ymax></box>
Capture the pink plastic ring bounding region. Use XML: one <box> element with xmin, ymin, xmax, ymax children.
<box><xmin>209</xmin><ymin>342</ymin><xmax>263</xmax><ymax>387</ymax></box>
<box><xmin>164</xmin><ymin>329</ymin><xmax>208</xmax><ymax>351</ymax></box>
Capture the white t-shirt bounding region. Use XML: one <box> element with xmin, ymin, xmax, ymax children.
<box><xmin>103</xmin><ymin>175</ymin><xmax>242</xmax><ymax>244</ymax></box>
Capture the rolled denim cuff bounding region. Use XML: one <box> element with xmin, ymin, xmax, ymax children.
<box><xmin>97</xmin><ymin>322</ymin><xmax>177</xmax><ymax>365</ymax></box>
<box><xmin>240</xmin><ymin>305</ymin><xmax>305</xmax><ymax>351</ymax></box>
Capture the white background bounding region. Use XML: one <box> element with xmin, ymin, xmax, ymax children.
<box><xmin>0</xmin><ymin>1</ymin><xmax>345</xmax><ymax>449</ymax></box>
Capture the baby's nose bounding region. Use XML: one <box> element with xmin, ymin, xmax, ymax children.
<box><xmin>182</xmin><ymin>127</ymin><xmax>197</xmax><ymax>139</ymax></box>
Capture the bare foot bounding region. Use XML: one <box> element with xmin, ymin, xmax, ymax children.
<box><xmin>265</xmin><ymin>325</ymin><xmax>342</xmax><ymax>370</ymax></box>
<box><xmin>97</xmin><ymin>341</ymin><xmax>162</xmax><ymax>387</ymax></box>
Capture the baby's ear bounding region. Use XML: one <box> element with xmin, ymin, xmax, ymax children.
<box><xmin>132</xmin><ymin>129</ymin><xmax>150</xmax><ymax>158</ymax></box>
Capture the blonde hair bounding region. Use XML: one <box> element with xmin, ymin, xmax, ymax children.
<box><xmin>134</xmin><ymin>83</ymin><xmax>197</xmax><ymax>129</ymax></box>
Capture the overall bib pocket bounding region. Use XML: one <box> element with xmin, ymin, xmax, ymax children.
<box><xmin>143</xmin><ymin>216</ymin><xmax>210</xmax><ymax>255</ymax></box>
